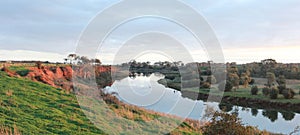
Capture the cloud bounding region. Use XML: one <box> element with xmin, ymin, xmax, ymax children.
<box><xmin>196</xmin><ymin>0</ymin><xmax>300</xmax><ymax>48</ymax></box>
<box><xmin>0</xmin><ymin>0</ymin><xmax>299</xmax><ymax>63</ymax></box>
<box><xmin>223</xmin><ymin>45</ymin><xmax>300</xmax><ymax>63</ymax></box>
<box><xmin>0</xmin><ymin>0</ymin><xmax>111</xmax><ymax>53</ymax></box>
<box><xmin>0</xmin><ymin>50</ymin><xmax>66</xmax><ymax>62</ymax></box>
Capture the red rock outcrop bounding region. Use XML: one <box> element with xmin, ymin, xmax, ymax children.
<box><xmin>26</xmin><ymin>66</ymin><xmax>74</xmax><ymax>90</ymax></box>
<box><xmin>2</xmin><ymin>65</ymin><xmax>114</xmax><ymax>91</ymax></box>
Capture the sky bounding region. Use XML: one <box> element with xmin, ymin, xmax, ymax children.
<box><xmin>0</xmin><ymin>0</ymin><xmax>300</xmax><ymax>64</ymax></box>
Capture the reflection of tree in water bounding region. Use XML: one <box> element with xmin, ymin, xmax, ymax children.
<box><xmin>218</xmin><ymin>103</ymin><xmax>233</xmax><ymax>112</ymax></box>
<box><xmin>262</xmin><ymin>110</ymin><xmax>278</xmax><ymax>122</ymax></box>
<box><xmin>129</xmin><ymin>72</ymin><xmax>152</xmax><ymax>78</ymax></box>
<box><xmin>241</xmin><ymin>107</ymin><xmax>250</xmax><ymax>112</ymax></box>
<box><xmin>251</xmin><ymin>109</ymin><xmax>259</xmax><ymax>117</ymax></box>
<box><xmin>281</xmin><ymin>111</ymin><xmax>295</xmax><ymax>121</ymax></box>
<box><xmin>129</xmin><ymin>73</ymin><xmax>136</xmax><ymax>79</ymax></box>
<box><xmin>232</xmin><ymin>106</ymin><xmax>239</xmax><ymax>116</ymax></box>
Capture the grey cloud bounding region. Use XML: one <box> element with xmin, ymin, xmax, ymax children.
<box><xmin>0</xmin><ymin>0</ymin><xmax>112</xmax><ymax>53</ymax></box>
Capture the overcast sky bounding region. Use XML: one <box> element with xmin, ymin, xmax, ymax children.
<box><xmin>0</xmin><ymin>0</ymin><xmax>300</xmax><ymax>64</ymax></box>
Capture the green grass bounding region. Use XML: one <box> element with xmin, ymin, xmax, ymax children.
<box><xmin>0</xmin><ymin>71</ymin><xmax>105</xmax><ymax>135</ymax></box>
<box><xmin>7</xmin><ymin>66</ymin><xmax>31</xmax><ymax>76</ymax></box>
<box><xmin>0</xmin><ymin>71</ymin><xmax>205</xmax><ymax>135</ymax></box>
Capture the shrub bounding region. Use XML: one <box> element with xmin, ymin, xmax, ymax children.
<box><xmin>262</xmin><ymin>87</ymin><xmax>270</xmax><ymax>96</ymax></box>
<box><xmin>201</xmin><ymin>82</ymin><xmax>211</xmax><ymax>89</ymax></box>
<box><xmin>218</xmin><ymin>81</ymin><xmax>233</xmax><ymax>92</ymax></box>
<box><xmin>249</xmin><ymin>79</ymin><xmax>255</xmax><ymax>85</ymax></box>
<box><xmin>165</xmin><ymin>75</ymin><xmax>175</xmax><ymax>80</ymax></box>
<box><xmin>16</xmin><ymin>70</ymin><xmax>30</xmax><ymax>76</ymax></box>
<box><xmin>202</xmin><ymin>111</ymin><xmax>264</xmax><ymax>135</ymax></box>
<box><xmin>270</xmin><ymin>87</ymin><xmax>279</xmax><ymax>99</ymax></box>
<box><xmin>206</xmin><ymin>75</ymin><xmax>217</xmax><ymax>84</ymax></box>
<box><xmin>282</xmin><ymin>88</ymin><xmax>295</xmax><ymax>99</ymax></box>
<box><xmin>277</xmin><ymin>85</ymin><xmax>286</xmax><ymax>94</ymax></box>
<box><xmin>251</xmin><ymin>86</ymin><xmax>259</xmax><ymax>95</ymax></box>
<box><xmin>225</xmin><ymin>81</ymin><xmax>233</xmax><ymax>92</ymax></box>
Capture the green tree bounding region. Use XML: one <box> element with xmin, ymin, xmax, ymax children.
<box><xmin>228</xmin><ymin>66</ymin><xmax>239</xmax><ymax>74</ymax></box>
<box><xmin>80</xmin><ymin>56</ymin><xmax>91</xmax><ymax>64</ymax></box>
<box><xmin>270</xmin><ymin>87</ymin><xmax>279</xmax><ymax>99</ymax></box>
<box><xmin>262</xmin><ymin>87</ymin><xmax>271</xmax><ymax>96</ymax></box>
<box><xmin>203</xmin><ymin>112</ymin><xmax>263</xmax><ymax>135</ymax></box>
<box><xmin>228</xmin><ymin>73</ymin><xmax>240</xmax><ymax>90</ymax></box>
<box><xmin>206</xmin><ymin>75</ymin><xmax>217</xmax><ymax>84</ymax></box>
<box><xmin>276</xmin><ymin>75</ymin><xmax>286</xmax><ymax>86</ymax></box>
<box><xmin>241</xmin><ymin>73</ymin><xmax>251</xmax><ymax>88</ymax></box>
<box><xmin>94</xmin><ymin>59</ymin><xmax>102</xmax><ymax>65</ymax></box>
<box><xmin>266</xmin><ymin>72</ymin><xmax>276</xmax><ymax>87</ymax></box>
<box><xmin>282</xmin><ymin>88</ymin><xmax>295</xmax><ymax>99</ymax></box>
<box><xmin>277</xmin><ymin>75</ymin><xmax>286</xmax><ymax>94</ymax></box>
<box><xmin>251</xmin><ymin>85</ymin><xmax>259</xmax><ymax>95</ymax></box>
<box><xmin>218</xmin><ymin>81</ymin><xmax>233</xmax><ymax>92</ymax></box>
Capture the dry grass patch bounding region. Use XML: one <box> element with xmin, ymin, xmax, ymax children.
<box><xmin>0</xmin><ymin>125</ymin><xmax>21</xmax><ymax>135</ymax></box>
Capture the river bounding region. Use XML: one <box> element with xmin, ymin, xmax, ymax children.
<box><xmin>104</xmin><ymin>73</ymin><xmax>300</xmax><ymax>134</ymax></box>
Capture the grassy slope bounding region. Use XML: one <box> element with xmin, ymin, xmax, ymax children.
<box><xmin>0</xmin><ymin>71</ymin><xmax>204</xmax><ymax>135</ymax></box>
<box><xmin>0</xmin><ymin>71</ymin><xmax>105</xmax><ymax>135</ymax></box>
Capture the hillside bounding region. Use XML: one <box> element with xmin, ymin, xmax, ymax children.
<box><xmin>0</xmin><ymin>64</ymin><xmax>273</xmax><ymax>135</ymax></box>
<box><xmin>0</xmin><ymin>69</ymin><xmax>205</xmax><ymax>135</ymax></box>
<box><xmin>0</xmin><ymin>71</ymin><xmax>105</xmax><ymax>134</ymax></box>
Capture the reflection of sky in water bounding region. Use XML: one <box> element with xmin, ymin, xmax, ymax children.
<box><xmin>104</xmin><ymin>74</ymin><xmax>300</xmax><ymax>134</ymax></box>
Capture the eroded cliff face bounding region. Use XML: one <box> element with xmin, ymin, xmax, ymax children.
<box><xmin>1</xmin><ymin>65</ymin><xmax>115</xmax><ymax>91</ymax></box>
<box><xmin>26</xmin><ymin>66</ymin><xmax>74</xmax><ymax>91</ymax></box>
<box><xmin>1</xmin><ymin>66</ymin><xmax>19</xmax><ymax>77</ymax></box>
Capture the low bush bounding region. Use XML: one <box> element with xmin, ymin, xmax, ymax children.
<box><xmin>262</xmin><ymin>87</ymin><xmax>270</xmax><ymax>96</ymax></box>
<box><xmin>282</xmin><ymin>88</ymin><xmax>295</xmax><ymax>99</ymax></box>
<box><xmin>277</xmin><ymin>85</ymin><xmax>286</xmax><ymax>94</ymax></box>
<box><xmin>251</xmin><ymin>86</ymin><xmax>259</xmax><ymax>95</ymax></box>
<box><xmin>218</xmin><ymin>81</ymin><xmax>233</xmax><ymax>92</ymax></box>
<box><xmin>270</xmin><ymin>87</ymin><xmax>279</xmax><ymax>99</ymax></box>
<box><xmin>249</xmin><ymin>79</ymin><xmax>255</xmax><ymax>85</ymax></box>
<box><xmin>202</xmin><ymin>111</ymin><xmax>267</xmax><ymax>135</ymax></box>
<box><xmin>201</xmin><ymin>82</ymin><xmax>211</xmax><ymax>89</ymax></box>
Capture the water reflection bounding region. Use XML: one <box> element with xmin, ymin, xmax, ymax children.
<box><xmin>251</xmin><ymin>109</ymin><xmax>258</xmax><ymax>117</ymax></box>
<box><xmin>218</xmin><ymin>103</ymin><xmax>233</xmax><ymax>112</ymax></box>
<box><xmin>262</xmin><ymin>110</ymin><xmax>278</xmax><ymax>122</ymax></box>
<box><xmin>281</xmin><ymin>111</ymin><xmax>295</xmax><ymax>121</ymax></box>
<box><xmin>105</xmin><ymin>74</ymin><xmax>300</xmax><ymax>134</ymax></box>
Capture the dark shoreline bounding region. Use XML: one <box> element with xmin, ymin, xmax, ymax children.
<box><xmin>181</xmin><ymin>90</ymin><xmax>300</xmax><ymax>113</ymax></box>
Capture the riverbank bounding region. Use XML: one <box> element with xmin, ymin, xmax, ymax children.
<box><xmin>0</xmin><ymin>68</ymin><xmax>205</xmax><ymax>134</ymax></box>
<box><xmin>181</xmin><ymin>90</ymin><xmax>300</xmax><ymax>113</ymax></box>
<box><xmin>0</xmin><ymin>65</ymin><xmax>274</xmax><ymax>134</ymax></box>
<box><xmin>158</xmin><ymin>78</ymin><xmax>300</xmax><ymax>113</ymax></box>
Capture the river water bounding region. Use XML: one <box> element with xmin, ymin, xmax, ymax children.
<box><xmin>104</xmin><ymin>74</ymin><xmax>300</xmax><ymax>134</ymax></box>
